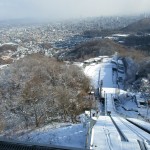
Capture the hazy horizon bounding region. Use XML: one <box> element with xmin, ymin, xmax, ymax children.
<box><xmin>0</xmin><ymin>0</ymin><xmax>150</xmax><ymax>21</ymax></box>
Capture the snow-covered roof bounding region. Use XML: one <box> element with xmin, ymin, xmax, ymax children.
<box><xmin>1</xmin><ymin>42</ymin><xmax>18</xmax><ymax>46</ymax></box>
<box><xmin>117</xmin><ymin>59</ymin><xmax>123</xmax><ymax>65</ymax></box>
<box><xmin>112</xmin><ymin>34</ymin><xmax>130</xmax><ymax>37</ymax></box>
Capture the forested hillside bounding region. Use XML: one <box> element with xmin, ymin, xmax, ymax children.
<box><xmin>0</xmin><ymin>54</ymin><xmax>92</xmax><ymax>134</ymax></box>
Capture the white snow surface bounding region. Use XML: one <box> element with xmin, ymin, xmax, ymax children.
<box><xmin>84</xmin><ymin>58</ymin><xmax>116</xmax><ymax>88</ymax></box>
<box><xmin>18</xmin><ymin>123</ymin><xmax>86</xmax><ymax>148</ymax></box>
<box><xmin>11</xmin><ymin>55</ymin><xmax>150</xmax><ymax>149</ymax></box>
<box><xmin>0</xmin><ymin>64</ymin><xmax>9</xmax><ymax>69</ymax></box>
<box><xmin>84</xmin><ymin>56</ymin><xmax>150</xmax><ymax>150</ymax></box>
<box><xmin>112</xmin><ymin>34</ymin><xmax>130</xmax><ymax>37</ymax></box>
<box><xmin>84</xmin><ymin>63</ymin><xmax>101</xmax><ymax>88</ymax></box>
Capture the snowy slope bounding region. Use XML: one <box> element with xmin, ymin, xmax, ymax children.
<box><xmin>84</xmin><ymin>56</ymin><xmax>150</xmax><ymax>150</ymax></box>
<box><xmin>18</xmin><ymin>124</ymin><xmax>86</xmax><ymax>149</ymax></box>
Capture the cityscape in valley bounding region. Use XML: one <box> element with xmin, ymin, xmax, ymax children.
<box><xmin>0</xmin><ymin>0</ymin><xmax>150</xmax><ymax>149</ymax></box>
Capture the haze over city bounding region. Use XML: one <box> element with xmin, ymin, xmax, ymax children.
<box><xmin>0</xmin><ymin>0</ymin><xmax>150</xmax><ymax>149</ymax></box>
<box><xmin>0</xmin><ymin>0</ymin><xmax>150</xmax><ymax>20</ymax></box>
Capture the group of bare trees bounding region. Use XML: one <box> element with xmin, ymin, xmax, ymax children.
<box><xmin>0</xmin><ymin>54</ymin><xmax>92</xmax><ymax>133</ymax></box>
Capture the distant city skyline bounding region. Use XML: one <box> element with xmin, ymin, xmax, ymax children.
<box><xmin>0</xmin><ymin>0</ymin><xmax>149</xmax><ymax>21</ymax></box>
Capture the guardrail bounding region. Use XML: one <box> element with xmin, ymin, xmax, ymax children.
<box><xmin>85</xmin><ymin>116</ymin><xmax>96</xmax><ymax>149</ymax></box>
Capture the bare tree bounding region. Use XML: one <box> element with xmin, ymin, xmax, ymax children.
<box><xmin>0</xmin><ymin>54</ymin><xmax>92</xmax><ymax>131</ymax></box>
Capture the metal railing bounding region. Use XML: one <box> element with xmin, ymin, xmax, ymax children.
<box><xmin>85</xmin><ymin>116</ymin><xmax>96</xmax><ymax>149</ymax></box>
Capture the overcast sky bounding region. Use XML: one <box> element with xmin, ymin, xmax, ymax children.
<box><xmin>0</xmin><ymin>0</ymin><xmax>150</xmax><ymax>20</ymax></box>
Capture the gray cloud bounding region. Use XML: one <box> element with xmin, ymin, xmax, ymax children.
<box><xmin>0</xmin><ymin>0</ymin><xmax>149</xmax><ymax>20</ymax></box>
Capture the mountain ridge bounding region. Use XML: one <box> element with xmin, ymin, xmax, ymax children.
<box><xmin>122</xmin><ymin>17</ymin><xmax>150</xmax><ymax>32</ymax></box>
